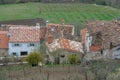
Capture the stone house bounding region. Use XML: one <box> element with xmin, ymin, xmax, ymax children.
<box><xmin>80</xmin><ymin>20</ymin><xmax>120</xmax><ymax>59</ymax></box>
<box><xmin>46</xmin><ymin>38</ymin><xmax>83</xmax><ymax>63</ymax></box>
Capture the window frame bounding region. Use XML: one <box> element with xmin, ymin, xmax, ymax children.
<box><xmin>29</xmin><ymin>43</ymin><xmax>35</xmax><ymax>47</ymax></box>
<box><xmin>14</xmin><ymin>43</ymin><xmax>20</xmax><ymax>47</ymax></box>
<box><xmin>12</xmin><ymin>52</ymin><xmax>17</xmax><ymax>56</ymax></box>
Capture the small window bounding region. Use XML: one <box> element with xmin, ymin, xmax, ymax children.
<box><xmin>61</xmin><ymin>55</ymin><xmax>65</xmax><ymax>58</ymax></box>
<box><xmin>14</xmin><ymin>44</ymin><xmax>19</xmax><ymax>46</ymax></box>
<box><xmin>20</xmin><ymin>52</ymin><xmax>28</xmax><ymax>56</ymax></box>
<box><xmin>116</xmin><ymin>47</ymin><xmax>120</xmax><ymax>51</ymax></box>
<box><xmin>12</xmin><ymin>52</ymin><xmax>17</xmax><ymax>56</ymax></box>
<box><xmin>30</xmin><ymin>43</ymin><xmax>35</xmax><ymax>46</ymax></box>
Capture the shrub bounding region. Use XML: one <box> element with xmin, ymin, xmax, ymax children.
<box><xmin>26</xmin><ymin>51</ymin><xmax>43</xmax><ymax>66</ymax></box>
<box><xmin>68</xmin><ymin>54</ymin><xmax>78</xmax><ymax>64</ymax></box>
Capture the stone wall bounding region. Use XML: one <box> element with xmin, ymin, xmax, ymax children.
<box><xmin>0</xmin><ymin>49</ymin><xmax>8</xmax><ymax>57</ymax></box>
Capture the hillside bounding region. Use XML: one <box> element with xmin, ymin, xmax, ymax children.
<box><xmin>0</xmin><ymin>3</ymin><xmax>120</xmax><ymax>24</ymax></box>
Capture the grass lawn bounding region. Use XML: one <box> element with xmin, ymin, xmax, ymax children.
<box><xmin>0</xmin><ymin>2</ymin><xmax>120</xmax><ymax>23</ymax></box>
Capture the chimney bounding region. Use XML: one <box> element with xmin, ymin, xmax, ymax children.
<box><xmin>72</xmin><ymin>26</ymin><xmax>74</xmax><ymax>35</ymax></box>
<box><xmin>7</xmin><ymin>32</ymin><xmax>11</xmax><ymax>38</ymax></box>
<box><xmin>46</xmin><ymin>20</ymin><xmax>49</xmax><ymax>26</ymax></box>
<box><xmin>36</xmin><ymin>23</ymin><xmax>40</xmax><ymax>30</ymax></box>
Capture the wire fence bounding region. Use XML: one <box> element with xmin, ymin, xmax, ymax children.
<box><xmin>0</xmin><ymin>65</ymin><xmax>86</xmax><ymax>80</ymax></box>
<box><xmin>1</xmin><ymin>60</ymin><xmax>120</xmax><ymax>80</ymax></box>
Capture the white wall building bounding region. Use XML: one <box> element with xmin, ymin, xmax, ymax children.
<box><xmin>9</xmin><ymin>43</ymin><xmax>40</xmax><ymax>56</ymax></box>
<box><xmin>8</xmin><ymin>26</ymin><xmax>41</xmax><ymax>56</ymax></box>
<box><xmin>85</xmin><ymin>31</ymin><xmax>92</xmax><ymax>53</ymax></box>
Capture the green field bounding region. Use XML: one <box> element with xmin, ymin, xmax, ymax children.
<box><xmin>0</xmin><ymin>2</ymin><xmax>120</xmax><ymax>24</ymax></box>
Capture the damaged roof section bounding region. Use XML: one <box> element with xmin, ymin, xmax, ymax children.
<box><xmin>86</xmin><ymin>20</ymin><xmax>120</xmax><ymax>35</ymax></box>
<box><xmin>46</xmin><ymin>23</ymin><xmax>74</xmax><ymax>39</ymax></box>
<box><xmin>46</xmin><ymin>38</ymin><xmax>83</xmax><ymax>53</ymax></box>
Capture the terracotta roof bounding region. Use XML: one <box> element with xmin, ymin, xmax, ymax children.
<box><xmin>0</xmin><ymin>31</ymin><xmax>8</xmax><ymax>48</ymax></box>
<box><xmin>46</xmin><ymin>39</ymin><xmax>61</xmax><ymax>52</ymax></box>
<box><xmin>46</xmin><ymin>38</ymin><xmax>83</xmax><ymax>53</ymax></box>
<box><xmin>60</xmin><ymin>38</ymin><xmax>83</xmax><ymax>52</ymax></box>
<box><xmin>47</xmin><ymin>34</ymin><xmax>54</xmax><ymax>44</ymax></box>
<box><xmin>9</xmin><ymin>26</ymin><xmax>46</xmax><ymax>43</ymax></box>
<box><xmin>80</xmin><ymin>28</ymin><xmax>87</xmax><ymax>44</ymax></box>
<box><xmin>90</xmin><ymin>45</ymin><xmax>102</xmax><ymax>52</ymax></box>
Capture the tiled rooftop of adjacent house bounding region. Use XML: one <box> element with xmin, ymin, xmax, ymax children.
<box><xmin>46</xmin><ymin>38</ymin><xmax>83</xmax><ymax>53</ymax></box>
<box><xmin>46</xmin><ymin>39</ymin><xmax>61</xmax><ymax>52</ymax></box>
<box><xmin>86</xmin><ymin>20</ymin><xmax>120</xmax><ymax>49</ymax></box>
<box><xmin>0</xmin><ymin>31</ymin><xmax>8</xmax><ymax>48</ymax></box>
<box><xmin>86</xmin><ymin>20</ymin><xmax>120</xmax><ymax>35</ymax></box>
<box><xmin>90</xmin><ymin>45</ymin><xmax>102</xmax><ymax>52</ymax></box>
<box><xmin>9</xmin><ymin>26</ymin><xmax>46</xmax><ymax>43</ymax></box>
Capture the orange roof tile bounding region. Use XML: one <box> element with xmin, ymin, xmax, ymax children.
<box><xmin>0</xmin><ymin>31</ymin><xmax>8</xmax><ymax>48</ymax></box>
<box><xmin>80</xmin><ymin>28</ymin><xmax>87</xmax><ymax>44</ymax></box>
<box><xmin>60</xmin><ymin>38</ymin><xmax>71</xmax><ymax>50</ymax></box>
<box><xmin>90</xmin><ymin>45</ymin><xmax>102</xmax><ymax>52</ymax></box>
<box><xmin>9</xmin><ymin>27</ymin><xmax>45</xmax><ymax>43</ymax></box>
<box><xmin>61</xmin><ymin>38</ymin><xmax>83</xmax><ymax>53</ymax></box>
<box><xmin>47</xmin><ymin>38</ymin><xmax>83</xmax><ymax>53</ymax></box>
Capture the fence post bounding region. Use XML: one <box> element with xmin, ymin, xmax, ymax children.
<box><xmin>47</xmin><ymin>72</ymin><xmax>50</xmax><ymax>80</ymax></box>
